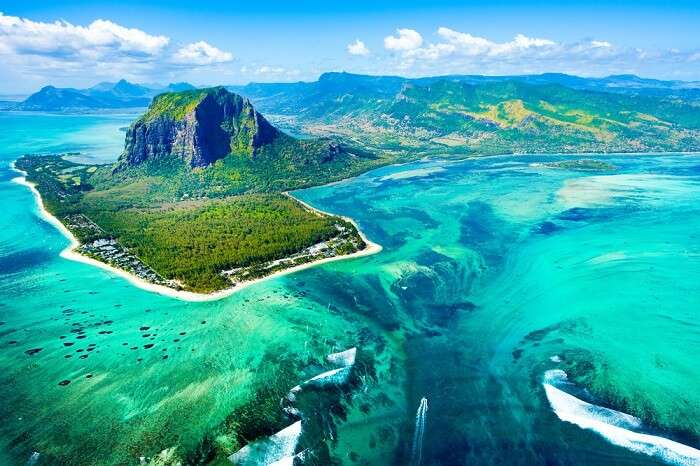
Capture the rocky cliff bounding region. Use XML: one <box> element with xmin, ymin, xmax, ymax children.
<box><xmin>118</xmin><ymin>87</ymin><xmax>280</xmax><ymax>169</ymax></box>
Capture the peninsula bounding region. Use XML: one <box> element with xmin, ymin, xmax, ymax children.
<box><xmin>16</xmin><ymin>76</ymin><xmax>700</xmax><ymax>298</ymax></box>
<box><xmin>16</xmin><ymin>87</ymin><xmax>382</xmax><ymax>297</ymax></box>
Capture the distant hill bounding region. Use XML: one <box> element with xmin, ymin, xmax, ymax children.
<box><xmin>164</xmin><ymin>82</ymin><xmax>197</xmax><ymax>93</ymax></box>
<box><xmin>231</xmin><ymin>72</ymin><xmax>700</xmax><ymax>155</ymax></box>
<box><xmin>231</xmin><ymin>72</ymin><xmax>700</xmax><ymax>108</ymax></box>
<box><xmin>20</xmin><ymin>86</ymin><xmax>107</xmax><ymax>110</ymax></box>
<box><xmin>13</xmin><ymin>79</ymin><xmax>197</xmax><ymax>111</ymax></box>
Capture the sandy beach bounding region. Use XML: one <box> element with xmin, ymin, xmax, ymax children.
<box><xmin>11</xmin><ymin>163</ymin><xmax>382</xmax><ymax>302</ymax></box>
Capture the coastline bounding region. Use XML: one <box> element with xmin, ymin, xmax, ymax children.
<box><xmin>14</xmin><ymin>150</ymin><xmax>693</xmax><ymax>302</ymax></box>
<box><xmin>10</xmin><ymin>163</ymin><xmax>382</xmax><ymax>302</ymax></box>
<box><xmin>282</xmin><ymin>191</ymin><xmax>381</xmax><ymax>249</ymax></box>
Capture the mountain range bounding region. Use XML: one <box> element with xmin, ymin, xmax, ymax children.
<box><xmin>11</xmin><ymin>72</ymin><xmax>700</xmax><ymax>114</ymax></box>
<box><xmin>230</xmin><ymin>72</ymin><xmax>700</xmax><ymax>154</ymax></box>
<box><xmin>8</xmin><ymin>71</ymin><xmax>700</xmax><ymax>154</ymax></box>
<box><xmin>14</xmin><ymin>79</ymin><xmax>196</xmax><ymax>111</ymax></box>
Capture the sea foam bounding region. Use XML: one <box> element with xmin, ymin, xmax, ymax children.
<box><xmin>228</xmin><ymin>420</ymin><xmax>302</xmax><ymax>465</ymax></box>
<box><xmin>543</xmin><ymin>370</ymin><xmax>700</xmax><ymax>466</ymax></box>
<box><xmin>326</xmin><ymin>347</ymin><xmax>357</xmax><ymax>368</ymax></box>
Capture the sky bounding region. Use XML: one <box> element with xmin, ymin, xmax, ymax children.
<box><xmin>1</xmin><ymin>0</ymin><xmax>699</xmax><ymax>93</ymax></box>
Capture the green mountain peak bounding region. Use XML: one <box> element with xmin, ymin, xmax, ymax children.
<box><xmin>119</xmin><ymin>87</ymin><xmax>279</xmax><ymax>169</ymax></box>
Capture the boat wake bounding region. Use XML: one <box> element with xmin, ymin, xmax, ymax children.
<box><xmin>543</xmin><ymin>369</ymin><xmax>700</xmax><ymax>466</ymax></box>
<box><xmin>410</xmin><ymin>397</ymin><xmax>428</xmax><ymax>466</ymax></box>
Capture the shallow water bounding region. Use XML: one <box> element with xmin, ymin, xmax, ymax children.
<box><xmin>1</xmin><ymin>112</ymin><xmax>699</xmax><ymax>465</ymax></box>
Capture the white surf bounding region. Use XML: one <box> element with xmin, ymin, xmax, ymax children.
<box><xmin>543</xmin><ymin>370</ymin><xmax>700</xmax><ymax>466</ymax></box>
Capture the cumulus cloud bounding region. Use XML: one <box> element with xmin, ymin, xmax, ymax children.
<box><xmin>384</xmin><ymin>28</ymin><xmax>423</xmax><ymax>51</ymax></box>
<box><xmin>347</xmin><ymin>39</ymin><xmax>370</xmax><ymax>56</ymax></box>
<box><xmin>0</xmin><ymin>13</ymin><xmax>169</xmax><ymax>59</ymax></box>
<box><xmin>0</xmin><ymin>12</ymin><xmax>234</xmax><ymax>88</ymax></box>
<box><xmin>172</xmin><ymin>41</ymin><xmax>233</xmax><ymax>65</ymax></box>
<box><xmin>381</xmin><ymin>26</ymin><xmax>670</xmax><ymax>76</ymax></box>
<box><xmin>403</xmin><ymin>28</ymin><xmax>558</xmax><ymax>61</ymax></box>
<box><xmin>374</xmin><ymin>26</ymin><xmax>700</xmax><ymax>79</ymax></box>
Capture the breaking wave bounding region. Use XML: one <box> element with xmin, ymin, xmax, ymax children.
<box><xmin>228</xmin><ymin>420</ymin><xmax>302</xmax><ymax>466</ymax></box>
<box><xmin>543</xmin><ymin>370</ymin><xmax>700</xmax><ymax>466</ymax></box>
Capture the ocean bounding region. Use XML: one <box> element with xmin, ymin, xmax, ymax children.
<box><xmin>1</xmin><ymin>111</ymin><xmax>699</xmax><ymax>465</ymax></box>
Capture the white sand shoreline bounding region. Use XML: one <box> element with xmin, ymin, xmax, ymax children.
<box><xmin>10</xmin><ymin>163</ymin><xmax>382</xmax><ymax>302</ymax></box>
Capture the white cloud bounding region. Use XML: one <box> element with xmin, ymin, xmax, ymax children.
<box><xmin>347</xmin><ymin>39</ymin><xmax>370</xmax><ymax>56</ymax></box>
<box><xmin>256</xmin><ymin>66</ymin><xmax>286</xmax><ymax>74</ymax></box>
<box><xmin>381</xmin><ymin>27</ymin><xmax>665</xmax><ymax>77</ymax></box>
<box><xmin>0</xmin><ymin>12</ymin><xmax>237</xmax><ymax>90</ymax></box>
<box><xmin>0</xmin><ymin>13</ymin><xmax>169</xmax><ymax>59</ymax></box>
<box><xmin>370</xmin><ymin>26</ymin><xmax>700</xmax><ymax>80</ymax></box>
<box><xmin>407</xmin><ymin>28</ymin><xmax>557</xmax><ymax>60</ymax></box>
<box><xmin>172</xmin><ymin>41</ymin><xmax>233</xmax><ymax>65</ymax></box>
<box><xmin>384</xmin><ymin>28</ymin><xmax>423</xmax><ymax>51</ymax></box>
<box><xmin>591</xmin><ymin>40</ymin><xmax>613</xmax><ymax>48</ymax></box>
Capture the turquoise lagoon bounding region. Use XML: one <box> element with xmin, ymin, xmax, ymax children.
<box><xmin>0</xmin><ymin>112</ymin><xmax>699</xmax><ymax>465</ymax></box>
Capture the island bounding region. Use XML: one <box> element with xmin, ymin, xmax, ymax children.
<box><xmin>537</xmin><ymin>159</ymin><xmax>618</xmax><ymax>171</ymax></box>
<box><xmin>15</xmin><ymin>87</ymin><xmax>383</xmax><ymax>297</ymax></box>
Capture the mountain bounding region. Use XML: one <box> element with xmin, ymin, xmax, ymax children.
<box><xmin>110</xmin><ymin>87</ymin><xmax>379</xmax><ymax>196</ymax></box>
<box><xmin>229</xmin><ymin>72</ymin><xmax>406</xmax><ymax>118</ymax></box>
<box><xmin>165</xmin><ymin>82</ymin><xmax>197</xmax><ymax>92</ymax></box>
<box><xmin>19</xmin><ymin>86</ymin><xmax>104</xmax><ymax>110</ymax></box>
<box><xmin>14</xmin><ymin>80</ymin><xmax>197</xmax><ymax>111</ymax></box>
<box><xmin>107</xmin><ymin>79</ymin><xmax>152</xmax><ymax>98</ymax></box>
<box><xmin>232</xmin><ymin>72</ymin><xmax>700</xmax><ymax>155</ymax></box>
<box><xmin>119</xmin><ymin>87</ymin><xmax>280</xmax><ymax>168</ymax></box>
<box><xmin>509</xmin><ymin>73</ymin><xmax>700</xmax><ymax>99</ymax></box>
<box><xmin>232</xmin><ymin>72</ymin><xmax>700</xmax><ymax>114</ymax></box>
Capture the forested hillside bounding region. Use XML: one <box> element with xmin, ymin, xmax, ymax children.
<box><xmin>234</xmin><ymin>72</ymin><xmax>700</xmax><ymax>155</ymax></box>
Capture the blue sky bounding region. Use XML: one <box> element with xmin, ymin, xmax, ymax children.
<box><xmin>1</xmin><ymin>0</ymin><xmax>699</xmax><ymax>93</ymax></box>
